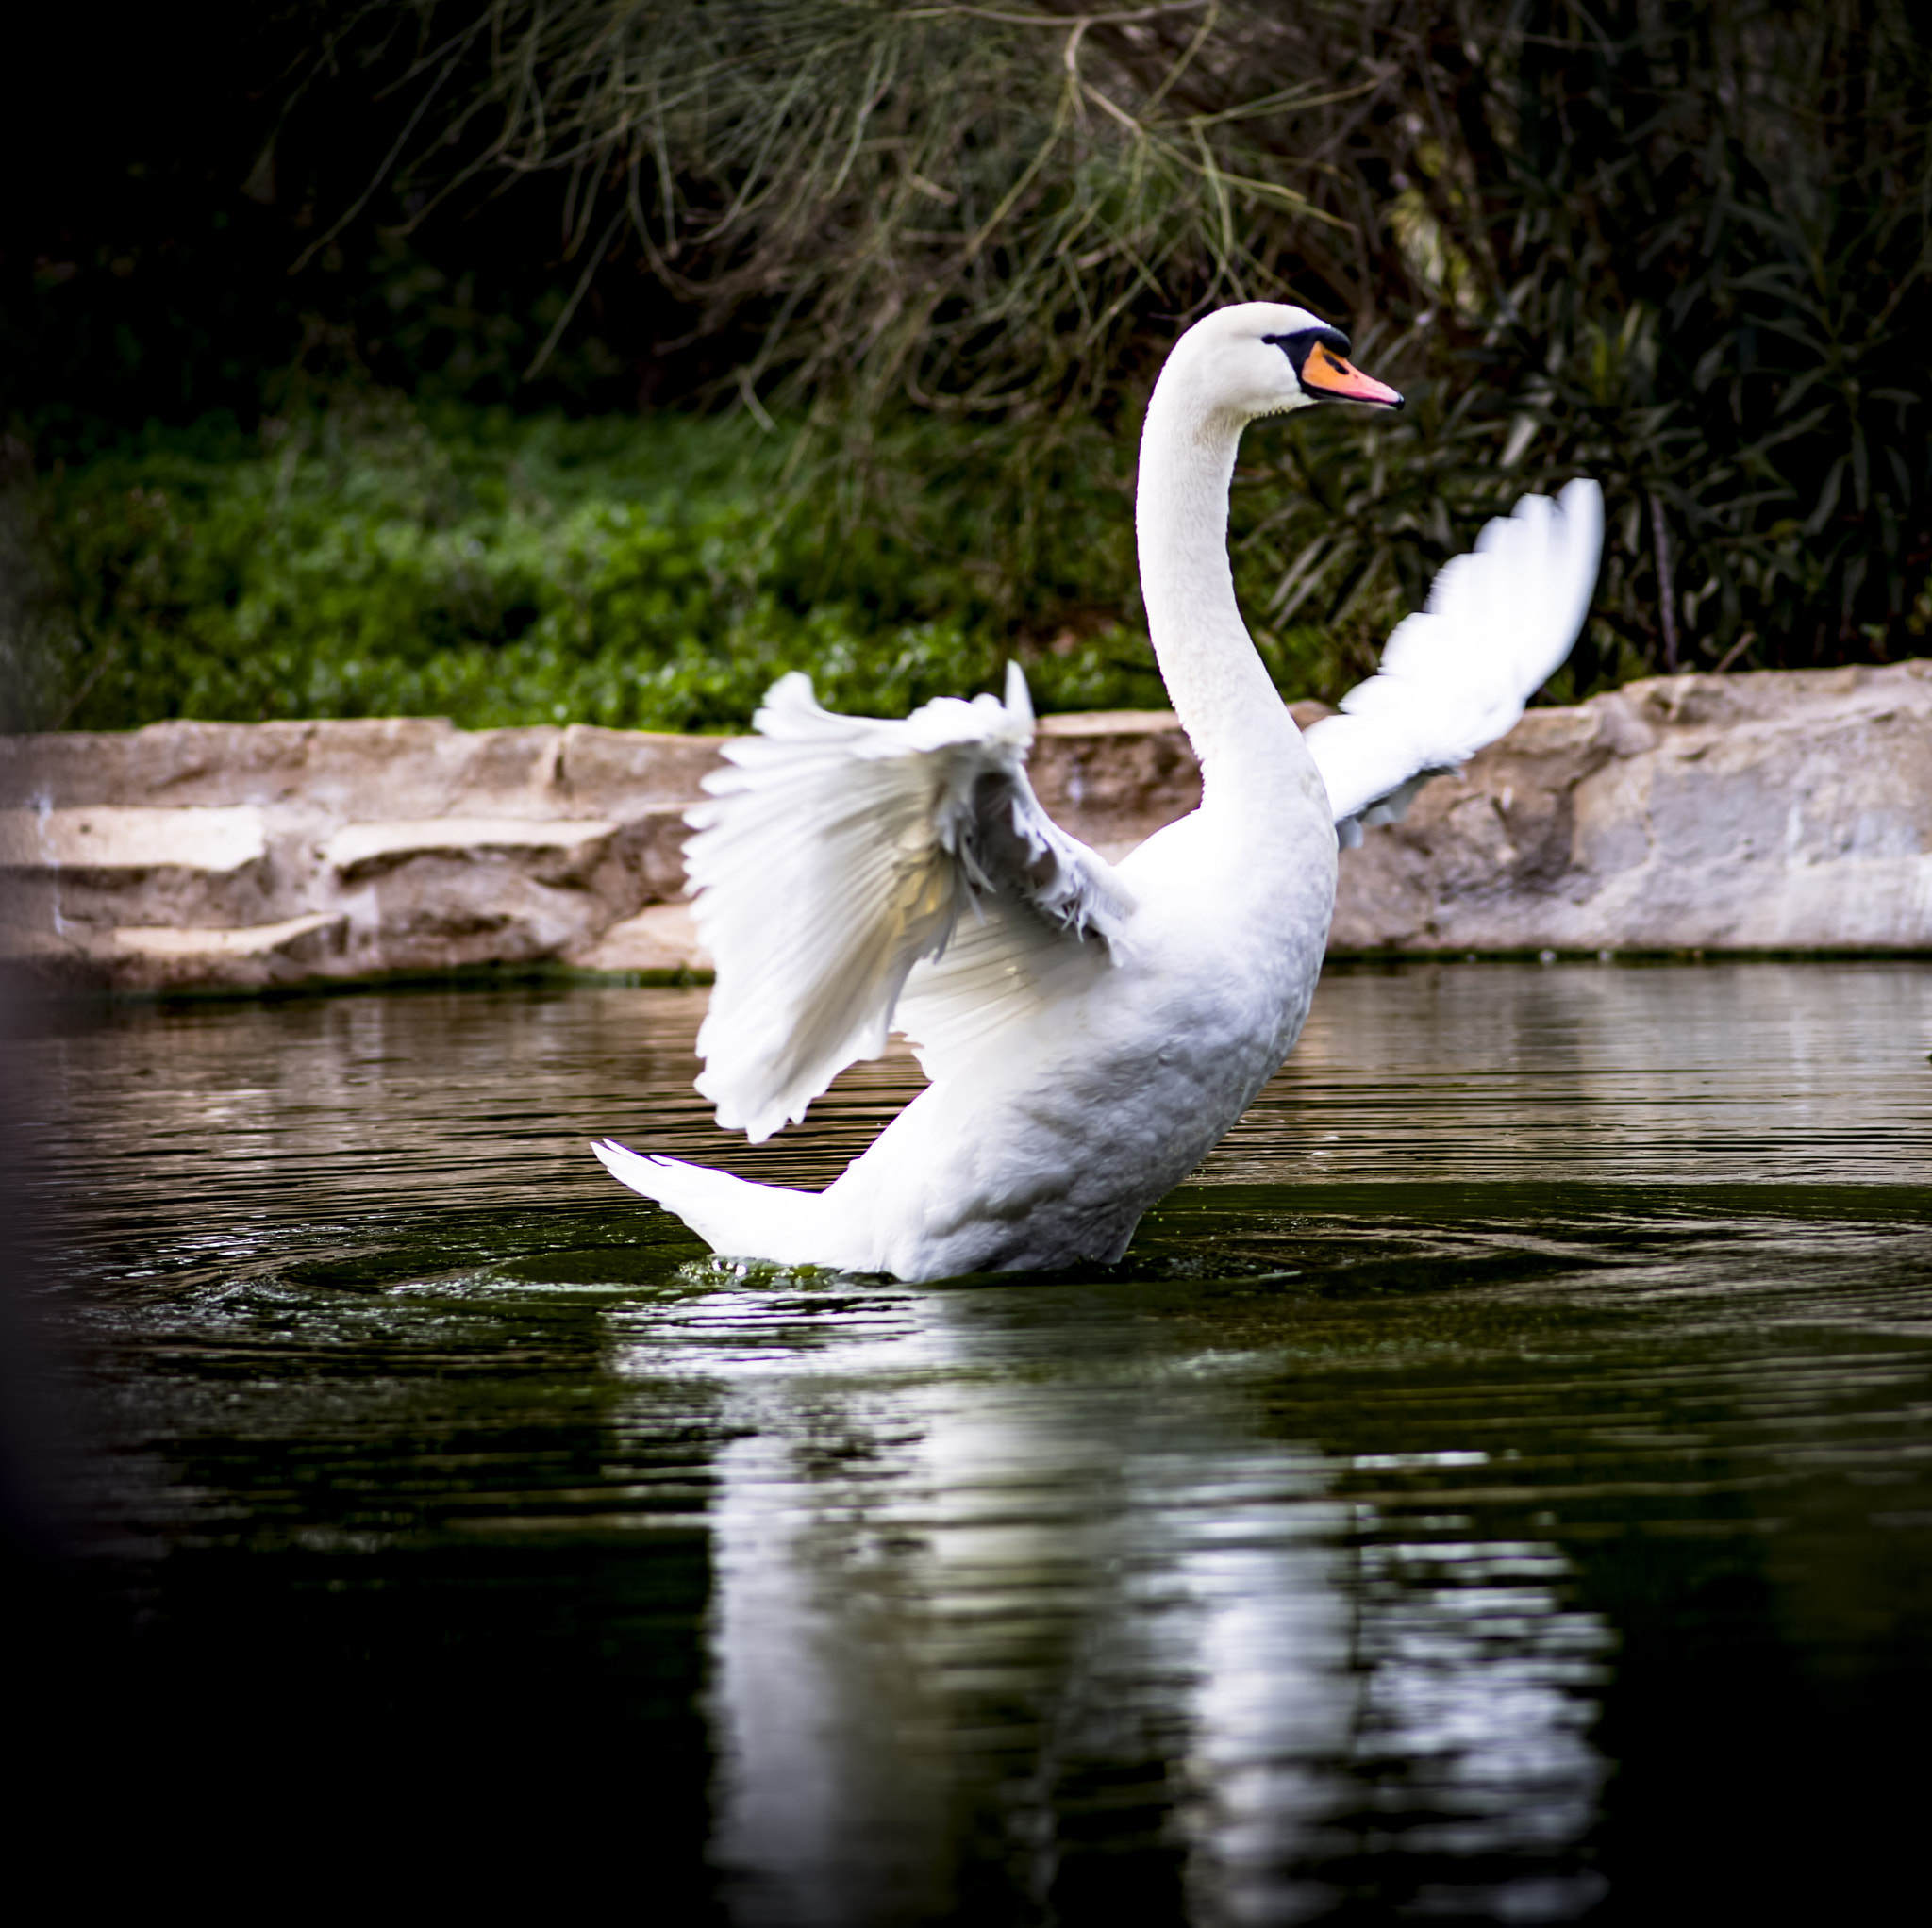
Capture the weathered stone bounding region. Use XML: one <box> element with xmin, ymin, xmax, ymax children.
<box><xmin>0</xmin><ymin>719</ymin><xmax>724</xmax><ymax>990</ymax></box>
<box><xmin>1</xmin><ymin>803</ymin><xmax>281</xmax><ymax>934</ymax></box>
<box><xmin>0</xmin><ymin>804</ymin><xmax>267</xmax><ymax>873</ymax></box>
<box><xmin>567</xmin><ymin>902</ymin><xmax>711</xmax><ymax>976</ymax></box>
<box><xmin>2</xmin><ymin>660</ymin><xmax>1925</xmax><ymax>993</ymax></box>
<box><xmin>557</xmin><ymin>724</ymin><xmax>732</xmax><ymax>813</ymax></box>
<box><xmin>1029</xmin><ymin>709</ymin><xmax>1197</xmax><ymax>855</ymax></box>
<box><xmin>323</xmin><ymin>816</ymin><xmax>619</xmax><ymax>881</ymax></box>
<box><xmin>1327</xmin><ymin>658</ymin><xmax>1932</xmax><ymax>952</ymax></box>
<box><xmin>0</xmin><ymin>716</ymin><xmax>729</xmax><ymax>819</ymax></box>
<box><xmin>105</xmin><ymin>913</ymin><xmax>350</xmax><ymax>992</ymax></box>
<box><xmin>1</xmin><ymin>910</ymin><xmax>349</xmax><ymax>994</ymax></box>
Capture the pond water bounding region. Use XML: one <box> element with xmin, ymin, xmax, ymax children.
<box><xmin>10</xmin><ymin>962</ymin><xmax>1932</xmax><ymax>1920</ymax></box>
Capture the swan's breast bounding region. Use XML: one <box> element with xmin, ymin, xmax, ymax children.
<box><xmin>829</xmin><ymin>801</ymin><xmax>1337</xmax><ymax>1275</ymax></box>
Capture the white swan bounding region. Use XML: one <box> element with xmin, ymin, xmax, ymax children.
<box><xmin>593</xmin><ymin>303</ymin><xmax>1602</xmax><ymax>1280</ymax></box>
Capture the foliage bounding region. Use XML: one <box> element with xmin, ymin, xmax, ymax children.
<box><xmin>1378</xmin><ymin>0</ymin><xmax>1932</xmax><ymax>683</ymax></box>
<box><xmin>7</xmin><ymin>403</ymin><xmax>1268</xmax><ymax>733</ymax></box>
<box><xmin>304</xmin><ymin>0</ymin><xmax>1341</xmax><ymax>417</ymax></box>
<box><xmin>8</xmin><ymin>1</ymin><xmax>1929</xmax><ymax>734</ymax></box>
<box><xmin>323</xmin><ymin>0</ymin><xmax>1931</xmax><ymax>679</ymax></box>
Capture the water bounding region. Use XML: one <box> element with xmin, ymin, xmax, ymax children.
<box><xmin>9</xmin><ymin>963</ymin><xmax>1932</xmax><ymax>1920</ymax></box>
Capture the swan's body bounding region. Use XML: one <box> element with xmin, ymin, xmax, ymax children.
<box><xmin>594</xmin><ymin>304</ymin><xmax>1602</xmax><ymax>1279</ymax></box>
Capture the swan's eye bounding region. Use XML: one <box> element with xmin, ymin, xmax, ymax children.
<box><xmin>1264</xmin><ymin>325</ymin><xmax>1352</xmax><ymax>376</ymax></box>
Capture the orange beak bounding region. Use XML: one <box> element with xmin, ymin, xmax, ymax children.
<box><xmin>1299</xmin><ymin>340</ymin><xmax>1404</xmax><ymax>408</ymax></box>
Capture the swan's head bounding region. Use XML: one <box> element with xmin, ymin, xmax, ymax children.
<box><xmin>1162</xmin><ymin>302</ymin><xmax>1404</xmax><ymax>423</ymax></box>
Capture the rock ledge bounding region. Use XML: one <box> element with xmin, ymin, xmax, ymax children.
<box><xmin>3</xmin><ymin>661</ymin><xmax>1926</xmax><ymax>993</ymax></box>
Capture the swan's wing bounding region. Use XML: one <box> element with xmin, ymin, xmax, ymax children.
<box><xmin>891</xmin><ymin>882</ymin><xmax>1124</xmax><ymax>1089</ymax></box>
<box><xmin>1305</xmin><ymin>478</ymin><xmax>1603</xmax><ymax>844</ymax></box>
<box><xmin>687</xmin><ymin>664</ymin><xmax>1133</xmax><ymax>1141</ymax></box>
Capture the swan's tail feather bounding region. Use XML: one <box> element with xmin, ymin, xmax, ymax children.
<box><xmin>591</xmin><ymin>1138</ymin><xmax>833</xmax><ymax>1265</ymax></box>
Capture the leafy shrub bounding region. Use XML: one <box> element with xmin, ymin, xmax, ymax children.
<box><xmin>9</xmin><ymin>403</ymin><xmax>1243</xmax><ymax>733</ymax></box>
<box><xmin>325</xmin><ymin>0</ymin><xmax>1930</xmax><ymax>683</ymax></box>
<box><xmin>14</xmin><ymin>2</ymin><xmax>1926</xmax><ymax>733</ymax></box>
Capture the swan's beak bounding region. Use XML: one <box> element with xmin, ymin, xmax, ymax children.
<box><xmin>1299</xmin><ymin>341</ymin><xmax>1404</xmax><ymax>408</ymax></box>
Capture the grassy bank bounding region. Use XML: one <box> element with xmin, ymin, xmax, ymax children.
<box><xmin>6</xmin><ymin>400</ymin><xmax>1386</xmax><ymax>735</ymax></box>
<box><xmin>22</xmin><ymin>361</ymin><xmax>1924</xmax><ymax>740</ymax></box>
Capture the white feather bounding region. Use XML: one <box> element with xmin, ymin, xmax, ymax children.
<box><xmin>591</xmin><ymin>303</ymin><xmax>1602</xmax><ymax>1280</ymax></box>
<box><xmin>1305</xmin><ymin>478</ymin><xmax>1603</xmax><ymax>838</ymax></box>
<box><xmin>895</xmin><ymin>888</ymin><xmax>1118</xmax><ymax>1086</ymax></box>
<box><xmin>685</xmin><ymin>666</ymin><xmax>1129</xmax><ymax>1141</ymax></box>
<box><xmin>591</xmin><ymin>1137</ymin><xmax>828</xmax><ymax>1262</ymax></box>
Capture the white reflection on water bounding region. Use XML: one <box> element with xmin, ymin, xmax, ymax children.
<box><xmin>612</xmin><ymin>1286</ymin><xmax>1611</xmax><ymax>1925</ymax></box>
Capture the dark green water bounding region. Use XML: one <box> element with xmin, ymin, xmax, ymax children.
<box><xmin>10</xmin><ymin>963</ymin><xmax>1932</xmax><ymax>1920</ymax></box>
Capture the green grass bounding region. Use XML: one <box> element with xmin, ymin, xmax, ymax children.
<box><xmin>9</xmin><ymin>399</ymin><xmax>1364</xmax><ymax>735</ymax></box>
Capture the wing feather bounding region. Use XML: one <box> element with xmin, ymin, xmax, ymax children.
<box><xmin>894</xmin><ymin>886</ymin><xmax>1119</xmax><ymax>1088</ymax></box>
<box><xmin>686</xmin><ymin>665</ymin><xmax>1131</xmax><ymax>1140</ymax></box>
<box><xmin>1305</xmin><ymin>478</ymin><xmax>1603</xmax><ymax>842</ymax></box>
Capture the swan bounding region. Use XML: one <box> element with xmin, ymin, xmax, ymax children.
<box><xmin>592</xmin><ymin>302</ymin><xmax>1602</xmax><ymax>1280</ymax></box>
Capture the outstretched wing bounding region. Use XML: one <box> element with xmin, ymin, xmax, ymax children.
<box><xmin>1305</xmin><ymin>478</ymin><xmax>1603</xmax><ymax>844</ymax></box>
<box><xmin>687</xmin><ymin>664</ymin><xmax>1132</xmax><ymax>1141</ymax></box>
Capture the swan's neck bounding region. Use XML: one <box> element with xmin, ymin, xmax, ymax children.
<box><xmin>1136</xmin><ymin>379</ymin><xmax>1306</xmax><ymax>810</ymax></box>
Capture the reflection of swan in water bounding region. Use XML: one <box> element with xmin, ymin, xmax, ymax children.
<box><xmin>594</xmin><ymin>304</ymin><xmax>1603</xmax><ymax>1279</ymax></box>
<box><xmin>608</xmin><ymin>1280</ymin><xmax>1610</xmax><ymax>1923</ymax></box>
<box><xmin>701</xmin><ymin>1378</ymin><xmax>1353</xmax><ymax>1926</ymax></box>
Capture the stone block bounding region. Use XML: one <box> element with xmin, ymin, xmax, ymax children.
<box><xmin>323</xmin><ymin>816</ymin><xmax>619</xmax><ymax>883</ymax></box>
<box><xmin>0</xmin><ymin>804</ymin><xmax>266</xmax><ymax>873</ymax></box>
<box><xmin>106</xmin><ymin>913</ymin><xmax>350</xmax><ymax>992</ymax></box>
<box><xmin>2</xmin><ymin>658</ymin><xmax>1926</xmax><ymax>992</ymax></box>
<box><xmin>0</xmin><ymin>804</ymin><xmax>280</xmax><ymax>936</ymax></box>
<box><xmin>567</xmin><ymin>903</ymin><xmax>712</xmax><ymax>976</ymax></box>
<box><xmin>558</xmin><ymin>725</ymin><xmax>729</xmax><ymax>814</ymax></box>
<box><xmin>1030</xmin><ymin>709</ymin><xmax>1199</xmax><ymax>849</ymax></box>
<box><xmin>1326</xmin><ymin>657</ymin><xmax>1932</xmax><ymax>953</ymax></box>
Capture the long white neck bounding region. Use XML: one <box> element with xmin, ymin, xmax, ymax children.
<box><xmin>1135</xmin><ymin>367</ymin><xmax>1307</xmax><ymax>812</ymax></box>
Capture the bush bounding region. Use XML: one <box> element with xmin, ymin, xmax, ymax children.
<box><xmin>8</xmin><ymin>402</ymin><xmax>1239</xmax><ymax>733</ymax></box>
<box><xmin>13</xmin><ymin>2</ymin><xmax>1926</xmax><ymax>728</ymax></box>
<box><xmin>326</xmin><ymin>0</ymin><xmax>1930</xmax><ymax>683</ymax></box>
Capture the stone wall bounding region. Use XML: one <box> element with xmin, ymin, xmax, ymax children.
<box><xmin>1327</xmin><ymin>659</ymin><xmax>1932</xmax><ymax>954</ymax></box>
<box><xmin>2</xmin><ymin>659</ymin><xmax>1926</xmax><ymax>992</ymax></box>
